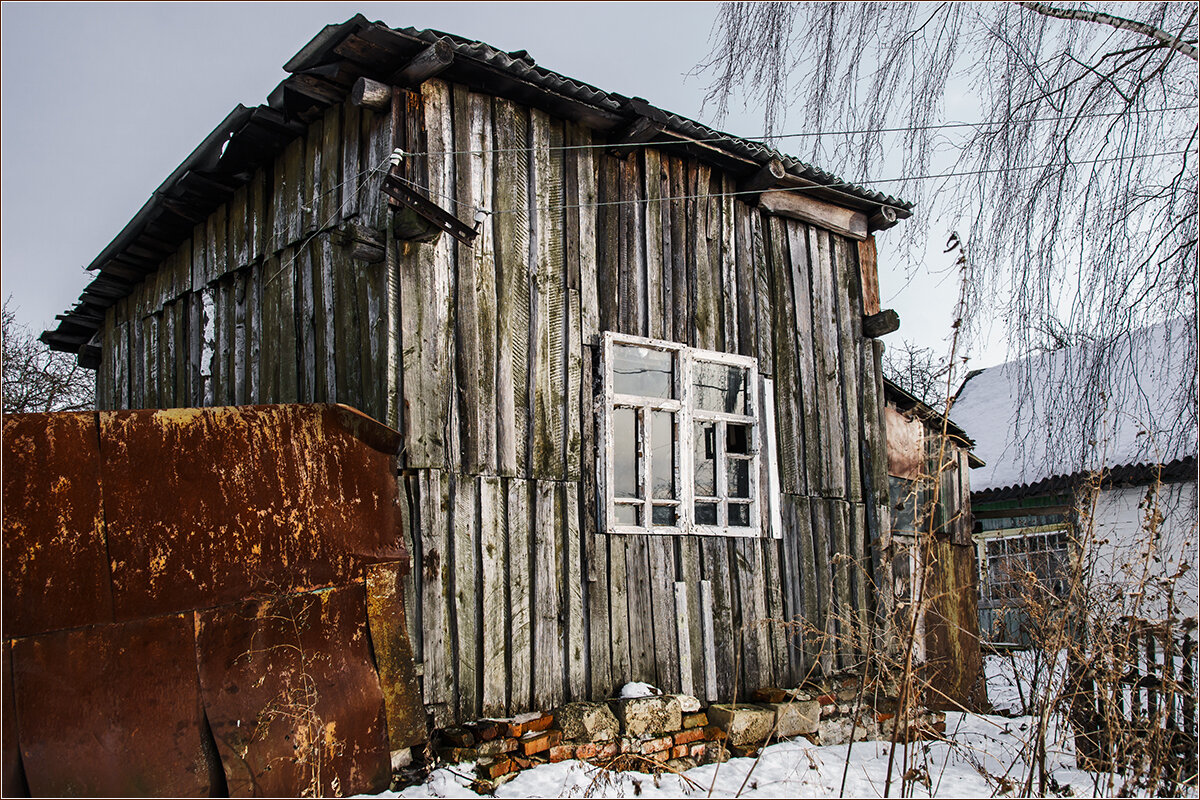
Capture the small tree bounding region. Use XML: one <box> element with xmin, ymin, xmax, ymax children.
<box><xmin>2</xmin><ymin>297</ymin><xmax>94</xmax><ymax>414</ymax></box>
<box><xmin>883</xmin><ymin>339</ymin><xmax>950</xmax><ymax>408</ymax></box>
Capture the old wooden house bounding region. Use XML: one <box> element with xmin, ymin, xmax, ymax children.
<box><xmin>43</xmin><ymin>17</ymin><xmax>925</xmax><ymax>727</ymax></box>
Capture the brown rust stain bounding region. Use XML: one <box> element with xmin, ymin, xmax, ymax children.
<box><xmin>10</xmin><ymin>614</ymin><xmax>218</xmax><ymax>797</ymax></box>
<box><xmin>884</xmin><ymin>406</ymin><xmax>925</xmax><ymax>480</ymax></box>
<box><xmin>922</xmin><ymin>537</ymin><xmax>989</xmax><ymax>712</ymax></box>
<box><xmin>195</xmin><ymin>584</ymin><xmax>390</xmax><ymax>798</ymax></box>
<box><xmin>98</xmin><ymin>404</ymin><xmax>406</xmax><ymax>620</ymax></box>
<box><xmin>365</xmin><ymin>563</ymin><xmax>427</xmax><ymax>750</ymax></box>
<box><xmin>2</xmin><ymin>412</ymin><xmax>112</xmax><ymax>638</ymax></box>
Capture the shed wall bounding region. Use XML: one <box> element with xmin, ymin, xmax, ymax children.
<box><xmin>94</xmin><ymin>79</ymin><xmax>889</xmax><ymax>724</ymax></box>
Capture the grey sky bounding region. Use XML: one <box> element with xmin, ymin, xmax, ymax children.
<box><xmin>1</xmin><ymin>2</ymin><xmax>995</xmax><ymax>370</ymax></box>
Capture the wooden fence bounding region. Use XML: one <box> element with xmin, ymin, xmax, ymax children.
<box><xmin>1069</xmin><ymin>617</ymin><xmax>1198</xmax><ymax>792</ymax></box>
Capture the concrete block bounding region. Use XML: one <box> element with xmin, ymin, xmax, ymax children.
<box><xmin>762</xmin><ymin>699</ymin><xmax>820</xmax><ymax>738</ymax></box>
<box><xmin>610</xmin><ymin>695</ymin><xmax>682</xmax><ymax>738</ymax></box>
<box><xmin>682</xmin><ymin>711</ymin><xmax>708</xmax><ymax>729</ymax></box>
<box><xmin>706</xmin><ymin>704</ymin><xmax>775</xmax><ymax>746</ymax></box>
<box><xmin>555</xmin><ymin>701</ymin><xmax>620</xmax><ymax>742</ymax></box>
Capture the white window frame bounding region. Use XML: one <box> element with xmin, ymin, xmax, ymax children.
<box><xmin>600</xmin><ymin>331</ymin><xmax>778</xmax><ymax>538</ymax></box>
<box><xmin>976</xmin><ymin>525</ymin><xmax>1072</xmax><ymax>602</ymax></box>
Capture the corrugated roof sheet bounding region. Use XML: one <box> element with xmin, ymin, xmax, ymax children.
<box><xmin>43</xmin><ymin>15</ymin><xmax>913</xmax><ymax>357</ymax></box>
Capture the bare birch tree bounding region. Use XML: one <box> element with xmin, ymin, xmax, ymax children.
<box><xmin>2</xmin><ymin>297</ymin><xmax>94</xmax><ymax>414</ymax></box>
<box><xmin>698</xmin><ymin>1</ymin><xmax>1197</xmax><ymax>471</ymax></box>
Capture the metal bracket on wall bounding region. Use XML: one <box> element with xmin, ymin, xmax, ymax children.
<box><xmin>381</xmin><ymin>173</ymin><xmax>479</xmax><ymax>246</ymax></box>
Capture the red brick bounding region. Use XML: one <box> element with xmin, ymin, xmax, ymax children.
<box><xmin>574</xmin><ymin>742</ymin><xmax>599</xmax><ymax>760</ymax></box>
<box><xmin>521</xmin><ymin>729</ymin><xmax>562</xmax><ymax>756</ymax></box>
<box><xmin>817</xmin><ymin>694</ymin><xmax>837</xmax><ymax>706</ymax></box>
<box><xmin>682</xmin><ymin>712</ymin><xmax>708</xmax><ymax>729</ymax></box>
<box><xmin>670</xmin><ymin>744</ymin><xmax>689</xmax><ymax>759</ymax></box>
<box><xmin>876</xmin><ymin>712</ymin><xmax>895</xmax><ymax>723</ymax></box>
<box><xmin>476</xmin><ymin>758</ymin><xmax>514</xmax><ymax>779</ymax></box>
<box><xmin>674</xmin><ymin>728</ymin><xmax>705</xmax><ymax>746</ymax></box>
<box><xmin>688</xmin><ymin>742</ymin><xmax>706</xmax><ymax>759</ymax></box>
<box><xmin>703</xmin><ymin>725</ymin><xmax>728</xmax><ymax>741</ymax></box>
<box><xmin>641</xmin><ymin>735</ymin><xmax>673</xmax><ymax>755</ymax></box>
<box><xmin>505</xmin><ymin>712</ymin><xmax>555</xmax><ymax>738</ymax></box>
<box><xmin>752</xmin><ymin>688</ymin><xmax>787</xmax><ymax>703</ymax></box>
<box><xmin>511</xmin><ymin>755</ymin><xmax>532</xmax><ymax>770</ymax></box>
<box><xmin>595</xmin><ymin>742</ymin><xmax>620</xmax><ymax>760</ymax></box>
<box><xmin>646</xmin><ymin>750</ymin><xmax>669</xmax><ymax>763</ymax></box>
<box><xmin>548</xmin><ymin>744</ymin><xmax>576</xmax><ymax>763</ymax></box>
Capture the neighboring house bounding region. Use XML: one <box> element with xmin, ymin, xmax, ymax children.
<box><xmin>951</xmin><ymin>319</ymin><xmax>1198</xmax><ymax>645</ymax></box>
<box><xmin>882</xmin><ymin>378</ymin><xmax>988</xmax><ymax>711</ymax></box>
<box><xmin>40</xmin><ymin>16</ymin><xmax>974</xmax><ymax>727</ymax></box>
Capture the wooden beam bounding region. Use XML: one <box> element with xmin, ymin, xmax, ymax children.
<box><xmin>738</xmin><ymin>158</ymin><xmax>786</xmax><ymax>202</ymax></box>
<box><xmin>869</xmin><ymin>205</ymin><xmax>900</xmax><ymax>231</ymax></box>
<box><xmin>858</xmin><ymin>235</ymin><xmax>881</xmax><ymax>316</ymax></box>
<box><xmin>863</xmin><ymin>308</ymin><xmax>900</xmax><ymax>338</ymax></box>
<box><xmin>388</xmin><ymin>39</ymin><xmax>454</xmax><ymax>87</ymax></box>
<box><xmin>760</xmin><ymin>190</ymin><xmax>868</xmax><ymax>240</ymax></box>
<box><xmin>350</xmin><ymin>76</ymin><xmax>392</xmax><ymax>111</ymax></box>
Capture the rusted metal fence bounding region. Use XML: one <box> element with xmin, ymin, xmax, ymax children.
<box><xmin>2</xmin><ymin>405</ymin><xmax>426</xmax><ymax>797</ymax></box>
<box><xmin>1069</xmin><ymin>616</ymin><xmax>1198</xmax><ymax>792</ymax></box>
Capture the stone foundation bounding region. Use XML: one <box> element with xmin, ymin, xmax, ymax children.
<box><xmin>418</xmin><ymin>674</ymin><xmax>947</xmax><ymax>792</ymax></box>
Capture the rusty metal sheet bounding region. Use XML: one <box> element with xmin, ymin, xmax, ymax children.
<box><xmin>885</xmin><ymin>405</ymin><xmax>925</xmax><ymax>480</ymax></box>
<box><xmin>99</xmin><ymin>404</ymin><xmax>407</xmax><ymax>620</ymax></box>
<box><xmin>365</xmin><ymin>562</ymin><xmax>427</xmax><ymax>750</ymax></box>
<box><xmin>2</xmin><ymin>412</ymin><xmax>113</xmax><ymax>637</ymax></box>
<box><xmin>922</xmin><ymin>539</ymin><xmax>989</xmax><ymax>712</ymax></box>
<box><xmin>10</xmin><ymin>613</ymin><xmax>218</xmax><ymax>797</ymax></box>
<box><xmin>3</xmin><ymin>642</ymin><xmax>28</xmax><ymax>797</ymax></box>
<box><xmin>195</xmin><ymin>583</ymin><xmax>390</xmax><ymax>797</ymax></box>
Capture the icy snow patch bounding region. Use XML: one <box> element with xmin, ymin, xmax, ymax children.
<box><xmin>618</xmin><ymin>681</ymin><xmax>661</xmax><ymax>698</ymax></box>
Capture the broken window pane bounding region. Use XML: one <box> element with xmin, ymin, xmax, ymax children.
<box><xmin>726</xmin><ymin>423</ymin><xmax>750</xmax><ymax>454</ymax></box>
<box><xmin>693</xmin><ymin>361</ymin><xmax>748</xmax><ymax>414</ymax></box>
<box><xmin>651</xmin><ymin>411</ymin><xmax>676</xmax><ymax>499</ymax></box>
<box><xmin>693</xmin><ymin>421</ymin><xmax>715</xmax><ymax>497</ymax></box>
<box><xmin>613</xmin><ymin>345</ymin><xmax>673</xmax><ymax>398</ymax></box>
<box><xmin>614</xmin><ymin>408</ymin><xmax>640</xmax><ymax>498</ymax></box>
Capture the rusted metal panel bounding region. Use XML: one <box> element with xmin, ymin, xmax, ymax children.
<box><xmin>365</xmin><ymin>562</ymin><xmax>426</xmax><ymax>750</ymax></box>
<box><xmin>3</xmin><ymin>642</ymin><xmax>28</xmax><ymax>798</ymax></box>
<box><xmin>195</xmin><ymin>583</ymin><xmax>391</xmax><ymax>797</ymax></box>
<box><xmin>884</xmin><ymin>405</ymin><xmax>924</xmax><ymax>480</ymax></box>
<box><xmin>2</xmin><ymin>412</ymin><xmax>113</xmax><ymax>638</ymax></box>
<box><xmin>922</xmin><ymin>538</ymin><xmax>989</xmax><ymax>712</ymax></box>
<box><xmin>10</xmin><ymin>614</ymin><xmax>219</xmax><ymax>797</ymax></box>
<box><xmin>99</xmin><ymin>404</ymin><xmax>406</xmax><ymax>620</ymax></box>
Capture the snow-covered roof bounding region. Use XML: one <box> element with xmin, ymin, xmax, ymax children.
<box><xmin>950</xmin><ymin>318</ymin><xmax>1197</xmax><ymax>495</ymax></box>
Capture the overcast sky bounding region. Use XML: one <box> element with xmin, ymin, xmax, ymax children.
<box><xmin>1</xmin><ymin>2</ymin><xmax>1003</xmax><ymax>370</ymax></box>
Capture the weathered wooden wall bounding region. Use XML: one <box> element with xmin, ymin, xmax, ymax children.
<box><xmin>95</xmin><ymin>78</ymin><xmax>889</xmax><ymax>726</ymax></box>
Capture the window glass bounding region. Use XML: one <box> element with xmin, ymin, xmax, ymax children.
<box><xmin>729</xmin><ymin>503</ymin><xmax>751</xmax><ymax>527</ymax></box>
<box><xmin>726</xmin><ymin>423</ymin><xmax>750</xmax><ymax>454</ymax></box>
<box><xmin>652</xmin><ymin>505</ymin><xmax>676</xmax><ymax>527</ymax></box>
<box><xmin>615</xmin><ymin>504</ymin><xmax>640</xmax><ymax>526</ymax></box>
<box><xmin>614</xmin><ymin>408</ymin><xmax>640</xmax><ymax>498</ymax></box>
<box><xmin>693</xmin><ymin>361</ymin><xmax>748</xmax><ymax>414</ymax></box>
<box><xmin>613</xmin><ymin>345</ymin><xmax>673</xmax><ymax>398</ymax></box>
<box><xmin>728</xmin><ymin>459</ymin><xmax>750</xmax><ymax>498</ymax></box>
<box><xmin>694</xmin><ymin>421</ymin><xmax>716</xmax><ymax>497</ymax></box>
<box><xmin>695</xmin><ymin>502</ymin><xmax>718</xmax><ymax>525</ymax></box>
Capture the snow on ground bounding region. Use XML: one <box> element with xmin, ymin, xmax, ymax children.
<box><xmin>365</xmin><ymin>654</ymin><xmax>1190</xmax><ymax>798</ymax></box>
<box><xmin>368</xmin><ymin>711</ymin><xmax>1123</xmax><ymax>798</ymax></box>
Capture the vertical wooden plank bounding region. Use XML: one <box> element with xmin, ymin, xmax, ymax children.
<box><xmin>284</xmin><ymin>135</ymin><xmax>305</xmax><ymax>247</ymax></box>
<box><xmin>455</xmin><ymin>88</ymin><xmax>498</xmax><ymax>474</ymax></box>
<box><xmin>221</xmin><ymin>276</ymin><xmax>236</xmax><ymax>405</ymax></box>
<box><xmin>810</xmin><ymin>498</ymin><xmax>835</xmax><ymax>675</ymax></box>
<box><xmin>530</xmin><ymin>109</ymin><xmax>566</xmax><ymax>480</ymax></box>
<box><xmin>303</xmin><ymin>116</ymin><xmax>323</xmax><ymax>235</ymax></box>
<box><xmin>699</xmin><ymin>579</ymin><xmax>718</xmax><ymax>701</ymax></box>
<box><xmin>763</xmin><ymin>538</ymin><xmax>789</xmax><ymax>685</ymax></box>
<box><xmin>332</xmin><ymin>234</ymin><xmax>360</xmax><ymax>408</ymax></box>
<box><xmin>643</xmin><ymin>149</ymin><xmax>665</xmax><ymax>340</ymax></box>
<box><xmin>751</xmin><ymin>211</ymin><xmax>774</xmax><ymax>375</ymax></box>
<box><xmin>701</xmin><ymin>540</ymin><xmax>736</xmax><ymax>698</ymax></box>
<box><xmin>809</xmin><ymin>227</ymin><xmax>845</xmax><ymax>498</ymax></box>
<box><xmin>142</xmin><ymin>314</ymin><xmax>158</xmax><ymax>409</ymax></box>
<box><xmin>419</xmin><ymin>469</ymin><xmax>456</xmax><ymax>728</ymax></box>
<box><xmin>576</xmin><ymin>129</ymin><xmax>600</xmax><ymax>346</ymax></box>
<box><xmin>692</xmin><ymin>164</ymin><xmax>720</xmax><ymax>351</ymax></box>
<box><xmin>363</xmin><ymin>105</ymin><xmax>393</xmax><ymax>233</ymax></box>
<box><xmin>858</xmin><ymin>235</ymin><xmax>880</xmax><ymax>316</ymax></box>
<box><xmin>356</xmin><ymin>247</ymin><xmax>382</xmax><ymax>419</ymax></box>
<box><xmin>581</xmin><ymin>348</ymin><xmax>611</xmax><ymax>699</ymax></box>
<box><xmin>676</xmin><ymin>538</ymin><xmax>706</xmax><ymax>699</ymax></box>
<box><xmin>851</xmin><ymin>501</ymin><xmax>870</xmax><ymax>666</ymax></box>
<box><xmin>209</xmin><ymin>205</ymin><xmax>227</xmax><ymax>283</ymax></box>
<box><xmin>625</xmin><ymin>535</ymin><xmax>655</xmax><ymax>683</ymax></box>
<box><xmin>833</xmin><ymin>236</ymin><xmax>863</xmax><ymax>503</ymax></box>
<box><xmin>784</xmin><ymin>494</ymin><xmax>819</xmax><ymax>679</ymax></box>
<box><xmin>674</xmin><ymin>582</ymin><xmax>695</xmax><ymax>697</ymax></box>
<box><xmin>453</xmin><ymin>475</ymin><xmax>480</xmax><ymax>721</ymax></box>
<box><xmin>313</xmin><ymin>239</ymin><xmax>336</xmax><ymax>403</ymax></box>
<box><xmin>479</xmin><ymin>476</ymin><xmax>508</xmax><ymax>716</ymax></box>
<box><xmin>732</xmin><ymin>538</ymin><xmax>772</xmax><ymax>691</ymax></box>
<box><xmin>233</xmin><ymin>271</ymin><xmax>248</xmax><ymax>404</ymax></box>
<box><xmin>172</xmin><ymin>300</ymin><xmax>187</xmax><ymax>406</ymax></box>
<box><xmin>734</xmin><ymin>202</ymin><xmax>757</xmax><ymax>360</ymax></box>
<box><xmin>259</xmin><ymin>255</ymin><xmax>279</xmax><ymax>404</ymax></box>
<box><xmin>786</xmin><ymin>222</ymin><xmax>821</xmax><ymax>500</ymax></box>
<box><xmin>246</xmin><ymin>266</ymin><xmax>261</xmax><ymax>403</ymax></box>
<box><xmin>297</xmin><ymin>244</ymin><xmax>317</xmax><ymax>403</ymax></box>
<box><xmin>564</xmin><ymin>482</ymin><xmax>587</xmax><ymax>700</ymax></box>
<box><xmin>595</xmin><ymin>155</ymin><xmax>620</xmax><ymax>334</ymax></box>
<box><xmin>533</xmin><ymin>480</ymin><xmax>565</xmax><ymax>708</ymax></box>
<box><xmin>493</xmin><ymin>98</ymin><xmax>531</xmax><ymax>478</ymax></box>
<box><xmin>277</xmin><ymin>246</ymin><xmax>298</xmax><ymax>402</ymax></box>
<box><xmin>248</xmin><ymin>168</ymin><xmax>267</xmax><ymax>263</ymax></box>
<box><xmin>830</xmin><ymin>499</ymin><xmax>854</xmax><ymax>670</ymax></box>
<box><xmin>199</xmin><ymin>285</ymin><xmax>216</xmax><ymax>407</ymax></box>
<box><xmin>566</xmin><ymin>287</ymin><xmax>583</xmax><ymax>482</ymax></box>
<box><xmin>507</xmin><ymin>478</ymin><xmax>533</xmax><ymax>711</ymax></box>
<box><xmin>228</xmin><ymin>186</ymin><xmax>248</xmax><ymax>271</ymax></box>
<box><xmin>321</xmin><ymin>104</ymin><xmax>342</xmax><ymax>227</ymax></box>
<box><xmin>647</xmin><ymin>537</ymin><xmax>680</xmax><ymax>693</ymax></box>
<box><xmin>667</xmin><ymin>157</ymin><xmax>690</xmax><ymax>345</ymax></box>
<box><xmin>341</xmin><ymin>100</ymin><xmax>362</xmax><ymax>220</ymax></box>
<box><xmin>767</xmin><ymin>215</ymin><xmax>803</xmax><ymax>496</ymax></box>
